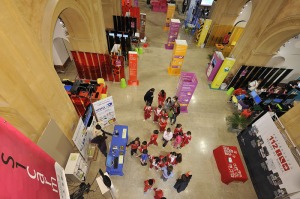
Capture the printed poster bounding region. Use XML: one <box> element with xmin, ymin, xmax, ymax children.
<box><xmin>93</xmin><ymin>96</ymin><xmax>116</xmax><ymax>127</ymax></box>
<box><xmin>0</xmin><ymin>117</ymin><xmax>69</xmax><ymax>199</ymax></box>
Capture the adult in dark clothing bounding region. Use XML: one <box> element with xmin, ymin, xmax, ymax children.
<box><xmin>170</xmin><ymin>101</ymin><xmax>180</xmax><ymax>125</ymax></box>
<box><xmin>173</xmin><ymin>172</ymin><xmax>192</xmax><ymax>193</ymax></box>
<box><xmin>285</xmin><ymin>80</ymin><xmax>300</xmax><ymax>93</ymax></box>
<box><xmin>144</xmin><ymin>88</ymin><xmax>155</xmax><ymax>106</ymax></box>
<box><xmin>91</xmin><ymin>124</ymin><xmax>112</xmax><ymax>157</ymax></box>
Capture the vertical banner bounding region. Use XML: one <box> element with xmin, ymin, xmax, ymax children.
<box><xmin>206</xmin><ymin>51</ymin><xmax>224</xmax><ymax>81</ymax></box>
<box><xmin>168</xmin><ymin>40</ymin><xmax>188</xmax><ymax>76</ymax></box>
<box><xmin>93</xmin><ymin>96</ymin><xmax>116</xmax><ymax>127</ymax></box>
<box><xmin>165</xmin><ymin>19</ymin><xmax>181</xmax><ymax>50</ymax></box>
<box><xmin>211</xmin><ymin>58</ymin><xmax>235</xmax><ymax>89</ymax></box>
<box><xmin>163</xmin><ymin>4</ymin><xmax>176</xmax><ymax>31</ymax></box>
<box><xmin>197</xmin><ymin>19</ymin><xmax>212</xmax><ymax>47</ymax></box>
<box><xmin>175</xmin><ymin>72</ymin><xmax>198</xmax><ymax>113</ymax></box>
<box><xmin>128</xmin><ymin>51</ymin><xmax>139</xmax><ymax>86</ymax></box>
<box><xmin>0</xmin><ymin>117</ymin><xmax>69</xmax><ymax>199</ymax></box>
<box><xmin>140</xmin><ymin>13</ymin><xmax>146</xmax><ymax>40</ymax></box>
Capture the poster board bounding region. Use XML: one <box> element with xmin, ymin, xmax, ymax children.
<box><xmin>128</xmin><ymin>51</ymin><xmax>139</xmax><ymax>86</ymax></box>
<box><xmin>238</xmin><ymin>112</ymin><xmax>300</xmax><ymax>199</ymax></box>
<box><xmin>0</xmin><ymin>117</ymin><xmax>69</xmax><ymax>199</ymax></box>
<box><xmin>206</xmin><ymin>51</ymin><xmax>224</xmax><ymax>81</ymax></box>
<box><xmin>93</xmin><ymin>96</ymin><xmax>116</xmax><ymax>127</ymax></box>
<box><xmin>72</xmin><ymin>117</ymin><xmax>93</xmax><ymax>161</ymax></box>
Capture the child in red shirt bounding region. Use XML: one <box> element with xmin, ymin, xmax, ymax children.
<box><xmin>153</xmin><ymin>105</ymin><xmax>162</xmax><ymax>123</ymax></box>
<box><xmin>126</xmin><ymin>137</ymin><xmax>140</xmax><ymax>156</ymax></box>
<box><xmin>158</xmin><ymin>117</ymin><xmax>167</xmax><ymax>133</ymax></box>
<box><xmin>180</xmin><ymin>131</ymin><xmax>192</xmax><ymax>148</ymax></box>
<box><xmin>173</xmin><ymin>123</ymin><xmax>183</xmax><ymax>140</ymax></box>
<box><xmin>158</xmin><ymin>90</ymin><xmax>166</xmax><ymax>106</ymax></box>
<box><xmin>144</xmin><ymin>102</ymin><xmax>152</xmax><ymax>121</ymax></box>
<box><xmin>153</xmin><ymin>188</ymin><xmax>165</xmax><ymax>199</ymax></box>
<box><xmin>138</xmin><ymin>141</ymin><xmax>148</xmax><ymax>154</ymax></box>
<box><xmin>148</xmin><ymin>130</ymin><xmax>159</xmax><ymax>146</ymax></box>
<box><xmin>149</xmin><ymin>156</ymin><xmax>161</xmax><ymax>171</ymax></box>
<box><xmin>144</xmin><ymin>178</ymin><xmax>155</xmax><ymax>193</ymax></box>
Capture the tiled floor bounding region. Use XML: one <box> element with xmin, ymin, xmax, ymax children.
<box><xmin>62</xmin><ymin>1</ymin><xmax>257</xmax><ymax>198</ymax></box>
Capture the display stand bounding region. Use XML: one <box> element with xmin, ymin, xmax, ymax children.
<box><xmin>211</xmin><ymin>57</ymin><xmax>235</xmax><ymax>89</ymax></box>
<box><xmin>168</xmin><ymin>40</ymin><xmax>188</xmax><ymax>76</ymax></box>
<box><xmin>106</xmin><ymin>125</ymin><xmax>129</xmax><ymax>176</ymax></box>
<box><xmin>96</xmin><ymin>172</ymin><xmax>116</xmax><ymax>199</ymax></box>
<box><xmin>163</xmin><ymin>4</ymin><xmax>175</xmax><ymax>31</ymax></box>
<box><xmin>65</xmin><ymin>153</ymin><xmax>89</xmax><ymax>183</ymax></box>
<box><xmin>151</xmin><ymin>0</ymin><xmax>167</xmax><ymax>12</ymax></box>
<box><xmin>175</xmin><ymin>72</ymin><xmax>198</xmax><ymax>113</ymax></box>
<box><xmin>165</xmin><ymin>19</ymin><xmax>181</xmax><ymax>50</ymax></box>
<box><xmin>196</xmin><ymin>19</ymin><xmax>212</xmax><ymax>47</ymax></box>
<box><xmin>140</xmin><ymin>13</ymin><xmax>146</xmax><ymax>40</ymax></box>
<box><xmin>206</xmin><ymin>51</ymin><xmax>224</xmax><ymax>82</ymax></box>
<box><xmin>128</xmin><ymin>51</ymin><xmax>139</xmax><ymax>86</ymax></box>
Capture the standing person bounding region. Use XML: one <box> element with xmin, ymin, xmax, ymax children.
<box><xmin>127</xmin><ymin>137</ymin><xmax>140</xmax><ymax>156</ymax></box>
<box><xmin>138</xmin><ymin>149</ymin><xmax>149</xmax><ymax>166</ymax></box>
<box><xmin>144</xmin><ymin>102</ymin><xmax>152</xmax><ymax>121</ymax></box>
<box><xmin>153</xmin><ymin>105</ymin><xmax>162</xmax><ymax>123</ymax></box>
<box><xmin>173</xmin><ymin>172</ymin><xmax>192</xmax><ymax>193</ymax></box>
<box><xmin>164</xmin><ymin>97</ymin><xmax>172</xmax><ymax>111</ymax></box>
<box><xmin>138</xmin><ymin>141</ymin><xmax>148</xmax><ymax>154</ymax></box>
<box><xmin>144</xmin><ymin>88</ymin><xmax>155</xmax><ymax>106</ymax></box>
<box><xmin>172</xmin><ymin>132</ymin><xmax>183</xmax><ymax>149</ymax></box>
<box><xmin>222</xmin><ymin>32</ymin><xmax>231</xmax><ymax>45</ymax></box>
<box><xmin>180</xmin><ymin>131</ymin><xmax>192</xmax><ymax>148</ymax></box>
<box><xmin>90</xmin><ymin>125</ymin><xmax>113</xmax><ymax>157</ymax></box>
<box><xmin>162</xmin><ymin>128</ymin><xmax>173</xmax><ymax>147</ymax></box>
<box><xmin>153</xmin><ymin>188</ymin><xmax>165</xmax><ymax>199</ymax></box>
<box><xmin>161</xmin><ymin>165</ymin><xmax>174</xmax><ymax>182</ymax></box>
<box><xmin>166</xmin><ymin>152</ymin><xmax>177</xmax><ymax>166</ymax></box>
<box><xmin>160</xmin><ymin>109</ymin><xmax>169</xmax><ymax>119</ymax></box>
<box><xmin>158</xmin><ymin>117</ymin><xmax>168</xmax><ymax>133</ymax></box>
<box><xmin>158</xmin><ymin>90</ymin><xmax>167</xmax><ymax>106</ymax></box>
<box><xmin>148</xmin><ymin>130</ymin><xmax>159</xmax><ymax>146</ymax></box>
<box><xmin>149</xmin><ymin>156</ymin><xmax>160</xmax><ymax>170</ymax></box>
<box><xmin>144</xmin><ymin>178</ymin><xmax>155</xmax><ymax>194</ymax></box>
<box><xmin>170</xmin><ymin>101</ymin><xmax>180</xmax><ymax>125</ymax></box>
<box><xmin>174</xmin><ymin>153</ymin><xmax>182</xmax><ymax>166</ymax></box>
<box><xmin>173</xmin><ymin>124</ymin><xmax>183</xmax><ymax>140</ymax></box>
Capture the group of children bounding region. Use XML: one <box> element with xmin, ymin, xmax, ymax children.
<box><xmin>125</xmin><ymin>89</ymin><xmax>193</xmax><ymax>198</ymax></box>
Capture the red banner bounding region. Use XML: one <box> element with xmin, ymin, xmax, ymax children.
<box><xmin>0</xmin><ymin>118</ymin><xmax>69</xmax><ymax>199</ymax></box>
<box><xmin>128</xmin><ymin>51</ymin><xmax>139</xmax><ymax>86</ymax></box>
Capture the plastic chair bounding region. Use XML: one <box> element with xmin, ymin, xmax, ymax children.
<box><xmin>120</xmin><ymin>78</ymin><xmax>127</xmax><ymax>88</ymax></box>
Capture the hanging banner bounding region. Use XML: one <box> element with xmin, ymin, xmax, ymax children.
<box><xmin>93</xmin><ymin>96</ymin><xmax>116</xmax><ymax>127</ymax></box>
<box><xmin>238</xmin><ymin>112</ymin><xmax>300</xmax><ymax>199</ymax></box>
<box><xmin>0</xmin><ymin>117</ymin><xmax>69</xmax><ymax>199</ymax></box>
<box><xmin>197</xmin><ymin>19</ymin><xmax>212</xmax><ymax>47</ymax></box>
<box><xmin>175</xmin><ymin>72</ymin><xmax>198</xmax><ymax>113</ymax></box>
<box><xmin>211</xmin><ymin>57</ymin><xmax>235</xmax><ymax>89</ymax></box>
<box><xmin>128</xmin><ymin>51</ymin><xmax>139</xmax><ymax>86</ymax></box>
<box><xmin>163</xmin><ymin>4</ymin><xmax>176</xmax><ymax>31</ymax></box>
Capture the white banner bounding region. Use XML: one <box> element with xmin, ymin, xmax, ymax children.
<box><xmin>252</xmin><ymin>113</ymin><xmax>300</xmax><ymax>198</ymax></box>
<box><xmin>72</xmin><ymin>117</ymin><xmax>93</xmax><ymax>161</ymax></box>
<box><xmin>93</xmin><ymin>96</ymin><xmax>116</xmax><ymax>127</ymax></box>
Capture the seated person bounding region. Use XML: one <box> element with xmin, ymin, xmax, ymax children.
<box><xmin>284</xmin><ymin>80</ymin><xmax>300</xmax><ymax>93</ymax></box>
<box><xmin>248</xmin><ymin>79</ymin><xmax>262</xmax><ymax>92</ymax></box>
<box><xmin>242</xmin><ymin>94</ymin><xmax>253</xmax><ymax>107</ymax></box>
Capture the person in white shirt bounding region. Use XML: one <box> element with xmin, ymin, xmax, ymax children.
<box><xmin>248</xmin><ymin>79</ymin><xmax>262</xmax><ymax>91</ymax></box>
<box><xmin>162</xmin><ymin>128</ymin><xmax>173</xmax><ymax>147</ymax></box>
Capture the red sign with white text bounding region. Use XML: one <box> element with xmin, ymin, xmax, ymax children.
<box><xmin>128</xmin><ymin>51</ymin><xmax>139</xmax><ymax>86</ymax></box>
<box><xmin>0</xmin><ymin>118</ymin><xmax>69</xmax><ymax>199</ymax></box>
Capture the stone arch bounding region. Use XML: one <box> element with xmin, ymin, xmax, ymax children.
<box><xmin>254</xmin><ymin>16</ymin><xmax>300</xmax><ymax>55</ymax></box>
<box><xmin>41</xmin><ymin>0</ymin><xmax>93</xmax><ymax>60</ymax></box>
